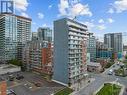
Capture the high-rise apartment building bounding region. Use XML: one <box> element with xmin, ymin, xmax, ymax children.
<box><xmin>22</xmin><ymin>40</ymin><xmax>53</xmax><ymax>77</ymax></box>
<box><xmin>87</xmin><ymin>33</ymin><xmax>96</xmax><ymax>62</ymax></box>
<box><xmin>53</xmin><ymin>18</ymin><xmax>89</xmax><ymax>90</ymax></box>
<box><xmin>0</xmin><ymin>13</ymin><xmax>31</xmax><ymax>62</ymax></box>
<box><xmin>37</xmin><ymin>27</ymin><xmax>52</xmax><ymax>42</ymax></box>
<box><xmin>32</xmin><ymin>32</ymin><xmax>38</xmax><ymax>40</ymax></box>
<box><xmin>104</xmin><ymin>33</ymin><xmax>123</xmax><ymax>53</ymax></box>
<box><xmin>22</xmin><ymin>27</ymin><xmax>53</xmax><ymax>77</ymax></box>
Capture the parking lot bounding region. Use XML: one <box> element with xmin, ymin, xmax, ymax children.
<box><xmin>0</xmin><ymin>71</ymin><xmax>64</xmax><ymax>95</ymax></box>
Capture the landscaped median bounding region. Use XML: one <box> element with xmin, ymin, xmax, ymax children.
<box><xmin>54</xmin><ymin>87</ymin><xmax>73</xmax><ymax>95</ymax></box>
<box><xmin>114</xmin><ymin>63</ymin><xmax>127</xmax><ymax>77</ymax></box>
<box><xmin>114</xmin><ymin>68</ymin><xmax>125</xmax><ymax>77</ymax></box>
<box><xmin>96</xmin><ymin>83</ymin><xmax>121</xmax><ymax>95</ymax></box>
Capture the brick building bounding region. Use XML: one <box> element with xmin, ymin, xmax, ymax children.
<box><xmin>0</xmin><ymin>81</ymin><xmax>7</xmax><ymax>95</ymax></box>
<box><xmin>23</xmin><ymin>40</ymin><xmax>53</xmax><ymax>77</ymax></box>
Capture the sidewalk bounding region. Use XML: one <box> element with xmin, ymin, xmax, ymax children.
<box><xmin>70</xmin><ymin>78</ymin><xmax>95</xmax><ymax>95</ymax></box>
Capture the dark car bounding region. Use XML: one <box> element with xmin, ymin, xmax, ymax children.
<box><xmin>16</xmin><ymin>74</ymin><xmax>24</xmax><ymax>80</ymax></box>
<box><xmin>33</xmin><ymin>82</ymin><xmax>42</xmax><ymax>87</ymax></box>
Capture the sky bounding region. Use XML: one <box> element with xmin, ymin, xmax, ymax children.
<box><xmin>1</xmin><ymin>0</ymin><xmax>127</xmax><ymax>43</ymax></box>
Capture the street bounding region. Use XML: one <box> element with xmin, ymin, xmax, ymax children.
<box><xmin>73</xmin><ymin>62</ymin><xmax>127</xmax><ymax>95</ymax></box>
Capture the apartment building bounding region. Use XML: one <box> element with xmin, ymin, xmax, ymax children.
<box><xmin>53</xmin><ymin>18</ymin><xmax>89</xmax><ymax>90</ymax></box>
<box><xmin>29</xmin><ymin>41</ymin><xmax>52</xmax><ymax>75</ymax></box>
<box><xmin>87</xmin><ymin>33</ymin><xmax>96</xmax><ymax>62</ymax></box>
<box><xmin>37</xmin><ymin>27</ymin><xmax>52</xmax><ymax>42</ymax></box>
<box><xmin>0</xmin><ymin>13</ymin><xmax>31</xmax><ymax>63</ymax></box>
<box><xmin>104</xmin><ymin>33</ymin><xmax>123</xmax><ymax>53</ymax></box>
<box><xmin>23</xmin><ymin>40</ymin><xmax>52</xmax><ymax>76</ymax></box>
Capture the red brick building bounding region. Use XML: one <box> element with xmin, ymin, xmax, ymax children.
<box><xmin>23</xmin><ymin>40</ymin><xmax>53</xmax><ymax>77</ymax></box>
<box><xmin>0</xmin><ymin>81</ymin><xmax>7</xmax><ymax>95</ymax></box>
<box><xmin>41</xmin><ymin>43</ymin><xmax>52</xmax><ymax>75</ymax></box>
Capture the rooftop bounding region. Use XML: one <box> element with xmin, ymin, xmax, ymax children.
<box><xmin>87</xmin><ymin>62</ymin><xmax>101</xmax><ymax>67</ymax></box>
<box><xmin>0</xmin><ymin>12</ymin><xmax>32</xmax><ymax>21</ymax></box>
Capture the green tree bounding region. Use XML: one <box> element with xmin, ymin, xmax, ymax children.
<box><xmin>9</xmin><ymin>59</ymin><xmax>22</xmax><ymax>66</ymax></box>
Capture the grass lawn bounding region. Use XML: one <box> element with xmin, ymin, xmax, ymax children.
<box><xmin>54</xmin><ymin>87</ymin><xmax>73</xmax><ymax>95</ymax></box>
<box><xmin>96</xmin><ymin>83</ymin><xmax>121</xmax><ymax>95</ymax></box>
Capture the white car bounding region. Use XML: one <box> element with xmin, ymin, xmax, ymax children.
<box><xmin>108</xmin><ymin>69</ymin><xmax>113</xmax><ymax>75</ymax></box>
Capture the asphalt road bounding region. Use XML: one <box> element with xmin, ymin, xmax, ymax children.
<box><xmin>73</xmin><ymin>63</ymin><xmax>127</xmax><ymax>95</ymax></box>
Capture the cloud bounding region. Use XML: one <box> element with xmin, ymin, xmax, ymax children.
<box><xmin>83</xmin><ymin>21</ymin><xmax>95</xmax><ymax>30</ymax></box>
<box><xmin>21</xmin><ymin>12</ymin><xmax>29</xmax><ymax>18</ymax></box>
<box><xmin>32</xmin><ymin>22</ymin><xmax>36</xmax><ymax>25</ymax></box>
<box><xmin>37</xmin><ymin>13</ymin><xmax>44</xmax><ymax>19</ymax></box>
<box><xmin>69</xmin><ymin>0</ymin><xmax>80</xmax><ymax>4</ymax></box>
<box><xmin>42</xmin><ymin>24</ymin><xmax>47</xmax><ymax>27</ymax></box>
<box><xmin>98</xmin><ymin>19</ymin><xmax>104</xmax><ymax>23</ymax></box>
<box><xmin>112</xmin><ymin>0</ymin><xmax>127</xmax><ymax>13</ymax></box>
<box><xmin>108</xmin><ymin>8</ymin><xmax>114</xmax><ymax>14</ymax></box>
<box><xmin>97</xmin><ymin>25</ymin><xmax>106</xmax><ymax>30</ymax></box>
<box><xmin>58</xmin><ymin>0</ymin><xmax>69</xmax><ymax>16</ymax></box>
<box><xmin>108</xmin><ymin>18</ymin><xmax>114</xmax><ymax>23</ymax></box>
<box><xmin>13</xmin><ymin>0</ymin><xmax>29</xmax><ymax>11</ymax></box>
<box><xmin>58</xmin><ymin>0</ymin><xmax>92</xmax><ymax>17</ymax></box>
<box><xmin>48</xmin><ymin>5</ymin><xmax>53</xmax><ymax>9</ymax></box>
<box><xmin>69</xmin><ymin>3</ymin><xmax>92</xmax><ymax>17</ymax></box>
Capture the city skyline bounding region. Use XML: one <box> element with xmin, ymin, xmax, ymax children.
<box><xmin>0</xmin><ymin>1</ymin><xmax>127</xmax><ymax>95</ymax></box>
<box><xmin>8</xmin><ymin>0</ymin><xmax>127</xmax><ymax>39</ymax></box>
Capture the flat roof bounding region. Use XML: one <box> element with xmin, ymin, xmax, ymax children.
<box><xmin>87</xmin><ymin>62</ymin><xmax>101</xmax><ymax>67</ymax></box>
<box><xmin>0</xmin><ymin>12</ymin><xmax>32</xmax><ymax>21</ymax></box>
<box><xmin>54</xmin><ymin>18</ymin><xmax>88</xmax><ymax>28</ymax></box>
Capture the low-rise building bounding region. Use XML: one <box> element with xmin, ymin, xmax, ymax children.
<box><xmin>0</xmin><ymin>64</ymin><xmax>21</xmax><ymax>75</ymax></box>
<box><xmin>87</xmin><ymin>62</ymin><xmax>102</xmax><ymax>73</ymax></box>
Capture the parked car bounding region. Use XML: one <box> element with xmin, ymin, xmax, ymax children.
<box><xmin>16</xmin><ymin>74</ymin><xmax>24</xmax><ymax>80</ymax></box>
<box><xmin>108</xmin><ymin>69</ymin><xmax>113</xmax><ymax>75</ymax></box>
<box><xmin>108</xmin><ymin>72</ymin><xmax>113</xmax><ymax>75</ymax></box>
<box><xmin>8</xmin><ymin>75</ymin><xmax>14</xmax><ymax>81</ymax></box>
<box><xmin>33</xmin><ymin>82</ymin><xmax>42</xmax><ymax>87</ymax></box>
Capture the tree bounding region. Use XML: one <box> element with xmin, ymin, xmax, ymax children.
<box><xmin>9</xmin><ymin>59</ymin><xmax>22</xmax><ymax>66</ymax></box>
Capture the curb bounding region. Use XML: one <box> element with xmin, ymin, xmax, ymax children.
<box><xmin>70</xmin><ymin>78</ymin><xmax>95</xmax><ymax>95</ymax></box>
